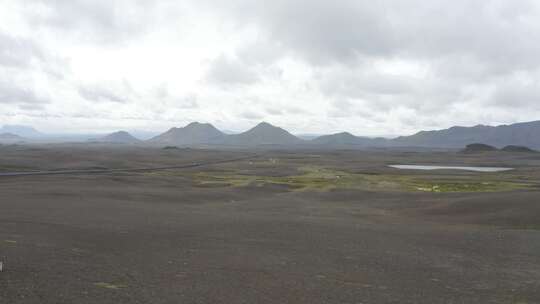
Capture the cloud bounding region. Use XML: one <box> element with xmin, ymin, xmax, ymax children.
<box><xmin>240</xmin><ymin>111</ymin><xmax>264</xmax><ymax>120</ymax></box>
<box><xmin>0</xmin><ymin>32</ymin><xmax>44</xmax><ymax>68</ymax></box>
<box><xmin>0</xmin><ymin>78</ymin><xmax>48</xmax><ymax>105</ymax></box>
<box><xmin>205</xmin><ymin>0</ymin><xmax>540</xmax><ymax>70</ymax></box>
<box><xmin>78</xmin><ymin>81</ymin><xmax>134</xmax><ymax>103</ymax></box>
<box><xmin>2</xmin><ymin>0</ymin><xmax>540</xmax><ymax>135</ymax></box>
<box><xmin>25</xmin><ymin>0</ymin><xmax>162</xmax><ymax>45</ymax></box>
<box><xmin>205</xmin><ymin>54</ymin><xmax>260</xmax><ymax>87</ymax></box>
<box><xmin>489</xmin><ymin>73</ymin><xmax>540</xmax><ymax>110</ymax></box>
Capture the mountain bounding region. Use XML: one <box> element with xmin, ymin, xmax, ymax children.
<box><xmin>99</xmin><ymin>131</ymin><xmax>141</xmax><ymax>144</ymax></box>
<box><xmin>0</xmin><ymin>125</ymin><xmax>43</xmax><ymax>138</ymax></box>
<box><xmin>149</xmin><ymin>122</ymin><xmax>226</xmax><ymax>146</ymax></box>
<box><xmin>0</xmin><ymin>133</ymin><xmax>25</xmax><ymax>143</ymax></box>
<box><xmin>224</xmin><ymin>122</ymin><xmax>303</xmax><ymax>146</ymax></box>
<box><xmin>393</xmin><ymin>121</ymin><xmax>540</xmax><ymax>148</ymax></box>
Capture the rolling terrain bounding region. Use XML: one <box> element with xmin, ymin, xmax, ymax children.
<box><xmin>1</xmin><ymin>145</ymin><xmax>539</xmax><ymax>303</ymax></box>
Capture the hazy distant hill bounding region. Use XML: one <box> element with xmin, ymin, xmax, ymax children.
<box><xmin>462</xmin><ymin>143</ymin><xmax>498</xmax><ymax>153</ymax></box>
<box><xmin>0</xmin><ymin>125</ymin><xmax>43</xmax><ymax>138</ymax></box>
<box><xmin>393</xmin><ymin>121</ymin><xmax>540</xmax><ymax>148</ymax></box>
<box><xmin>224</xmin><ymin>122</ymin><xmax>302</xmax><ymax>146</ymax></box>
<box><xmin>99</xmin><ymin>131</ymin><xmax>141</xmax><ymax>144</ymax></box>
<box><xmin>5</xmin><ymin>119</ymin><xmax>540</xmax><ymax>149</ymax></box>
<box><xmin>0</xmin><ymin>132</ymin><xmax>25</xmax><ymax>143</ymax></box>
<box><xmin>311</xmin><ymin>132</ymin><xmax>388</xmax><ymax>147</ymax></box>
<box><xmin>312</xmin><ymin>132</ymin><xmax>359</xmax><ymax>145</ymax></box>
<box><xmin>149</xmin><ymin>122</ymin><xmax>226</xmax><ymax>145</ymax></box>
<box><xmin>501</xmin><ymin>145</ymin><xmax>537</xmax><ymax>153</ymax></box>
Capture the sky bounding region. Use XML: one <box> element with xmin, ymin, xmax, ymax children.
<box><xmin>1</xmin><ymin>0</ymin><xmax>540</xmax><ymax>136</ymax></box>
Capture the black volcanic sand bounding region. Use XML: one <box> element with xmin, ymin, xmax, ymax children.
<box><xmin>1</xmin><ymin>145</ymin><xmax>540</xmax><ymax>303</ymax></box>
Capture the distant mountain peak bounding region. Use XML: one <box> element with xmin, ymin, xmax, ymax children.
<box><xmin>251</xmin><ymin>121</ymin><xmax>278</xmax><ymax>130</ymax></box>
<box><xmin>186</xmin><ymin>121</ymin><xmax>207</xmax><ymax>127</ymax></box>
<box><xmin>149</xmin><ymin>122</ymin><xmax>225</xmax><ymax>146</ymax></box>
<box><xmin>224</xmin><ymin>122</ymin><xmax>302</xmax><ymax>146</ymax></box>
<box><xmin>100</xmin><ymin>131</ymin><xmax>141</xmax><ymax>144</ymax></box>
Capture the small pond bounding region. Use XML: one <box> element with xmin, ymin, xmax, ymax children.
<box><xmin>389</xmin><ymin>165</ymin><xmax>513</xmax><ymax>172</ymax></box>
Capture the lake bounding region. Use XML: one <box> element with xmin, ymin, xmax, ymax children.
<box><xmin>389</xmin><ymin>165</ymin><xmax>513</xmax><ymax>172</ymax></box>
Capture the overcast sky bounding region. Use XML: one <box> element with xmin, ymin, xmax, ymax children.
<box><xmin>1</xmin><ymin>0</ymin><xmax>540</xmax><ymax>136</ymax></box>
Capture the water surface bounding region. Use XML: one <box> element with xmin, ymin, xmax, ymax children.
<box><xmin>389</xmin><ymin>165</ymin><xmax>513</xmax><ymax>172</ymax></box>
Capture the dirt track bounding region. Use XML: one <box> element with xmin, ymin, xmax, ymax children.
<box><xmin>1</xmin><ymin>146</ymin><xmax>539</xmax><ymax>303</ymax></box>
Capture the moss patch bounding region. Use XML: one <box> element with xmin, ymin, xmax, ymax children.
<box><xmin>94</xmin><ymin>282</ymin><xmax>127</xmax><ymax>290</ymax></box>
<box><xmin>405</xmin><ymin>180</ymin><xmax>525</xmax><ymax>193</ymax></box>
<box><xmin>193</xmin><ymin>166</ymin><xmax>530</xmax><ymax>193</ymax></box>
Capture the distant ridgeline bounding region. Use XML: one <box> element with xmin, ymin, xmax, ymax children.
<box><xmin>3</xmin><ymin>120</ymin><xmax>540</xmax><ymax>150</ymax></box>
<box><xmin>463</xmin><ymin>143</ymin><xmax>537</xmax><ymax>153</ymax></box>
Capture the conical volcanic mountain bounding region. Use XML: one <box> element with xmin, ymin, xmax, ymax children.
<box><xmin>99</xmin><ymin>131</ymin><xmax>141</xmax><ymax>144</ymax></box>
<box><xmin>224</xmin><ymin>122</ymin><xmax>302</xmax><ymax>146</ymax></box>
<box><xmin>149</xmin><ymin>122</ymin><xmax>226</xmax><ymax>145</ymax></box>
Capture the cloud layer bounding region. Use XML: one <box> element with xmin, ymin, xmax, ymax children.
<box><xmin>1</xmin><ymin>0</ymin><xmax>539</xmax><ymax>135</ymax></box>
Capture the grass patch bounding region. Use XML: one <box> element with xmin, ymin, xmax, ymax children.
<box><xmin>193</xmin><ymin>166</ymin><xmax>530</xmax><ymax>193</ymax></box>
<box><xmin>406</xmin><ymin>180</ymin><xmax>525</xmax><ymax>193</ymax></box>
<box><xmin>94</xmin><ymin>282</ymin><xmax>127</xmax><ymax>290</ymax></box>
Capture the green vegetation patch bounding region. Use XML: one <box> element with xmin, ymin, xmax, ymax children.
<box><xmin>94</xmin><ymin>282</ymin><xmax>127</xmax><ymax>290</ymax></box>
<box><xmin>405</xmin><ymin>180</ymin><xmax>524</xmax><ymax>193</ymax></box>
<box><xmin>193</xmin><ymin>166</ymin><xmax>530</xmax><ymax>193</ymax></box>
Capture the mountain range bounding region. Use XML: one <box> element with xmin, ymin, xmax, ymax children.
<box><xmin>392</xmin><ymin>121</ymin><xmax>540</xmax><ymax>148</ymax></box>
<box><xmin>2</xmin><ymin>120</ymin><xmax>540</xmax><ymax>149</ymax></box>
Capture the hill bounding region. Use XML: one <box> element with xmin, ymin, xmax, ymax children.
<box><xmin>99</xmin><ymin>131</ymin><xmax>141</xmax><ymax>144</ymax></box>
<box><xmin>0</xmin><ymin>133</ymin><xmax>25</xmax><ymax>143</ymax></box>
<box><xmin>224</xmin><ymin>122</ymin><xmax>302</xmax><ymax>146</ymax></box>
<box><xmin>462</xmin><ymin>143</ymin><xmax>498</xmax><ymax>153</ymax></box>
<box><xmin>149</xmin><ymin>122</ymin><xmax>225</xmax><ymax>146</ymax></box>
<box><xmin>312</xmin><ymin>132</ymin><xmax>389</xmax><ymax>147</ymax></box>
<box><xmin>393</xmin><ymin>121</ymin><xmax>540</xmax><ymax>148</ymax></box>
<box><xmin>312</xmin><ymin>132</ymin><xmax>359</xmax><ymax>145</ymax></box>
<box><xmin>501</xmin><ymin>145</ymin><xmax>537</xmax><ymax>153</ymax></box>
<box><xmin>0</xmin><ymin>125</ymin><xmax>43</xmax><ymax>138</ymax></box>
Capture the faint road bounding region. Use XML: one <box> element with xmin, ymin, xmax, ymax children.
<box><xmin>0</xmin><ymin>155</ymin><xmax>258</xmax><ymax>177</ymax></box>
